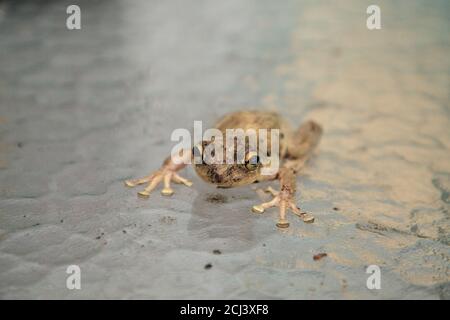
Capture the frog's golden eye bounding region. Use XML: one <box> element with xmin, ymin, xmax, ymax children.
<box><xmin>245</xmin><ymin>152</ymin><xmax>259</xmax><ymax>171</ymax></box>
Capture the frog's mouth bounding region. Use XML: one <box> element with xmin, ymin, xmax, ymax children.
<box><xmin>193</xmin><ymin>163</ymin><xmax>260</xmax><ymax>188</ymax></box>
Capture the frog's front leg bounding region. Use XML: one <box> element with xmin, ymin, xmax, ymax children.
<box><xmin>125</xmin><ymin>149</ymin><xmax>192</xmax><ymax>198</ymax></box>
<box><xmin>252</xmin><ymin>120</ymin><xmax>322</xmax><ymax>228</ymax></box>
<box><xmin>252</xmin><ymin>168</ymin><xmax>314</xmax><ymax>228</ymax></box>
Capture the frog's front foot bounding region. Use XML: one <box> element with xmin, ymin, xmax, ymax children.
<box><xmin>252</xmin><ymin>187</ymin><xmax>315</xmax><ymax>228</ymax></box>
<box><xmin>125</xmin><ymin>152</ymin><xmax>192</xmax><ymax>198</ymax></box>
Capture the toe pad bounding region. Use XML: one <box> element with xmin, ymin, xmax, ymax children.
<box><xmin>276</xmin><ymin>220</ymin><xmax>290</xmax><ymax>228</ymax></box>
<box><xmin>161</xmin><ymin>188</ymin><xmax>174</xmax><ymax>196</ymax></box>
<box><xmin>125</xmin><ymin>180</ymin><xmax>136</xmax><ymax>187</ymax></box>
<box><xmin>137</xmin><ymin>191</ymin><xmax>150</xmax><ymax>198</ymax></box>
<box><xmin>252</xmin><ymin>205</ymin><xmax>265</xmax><ymax>214</ymax></box>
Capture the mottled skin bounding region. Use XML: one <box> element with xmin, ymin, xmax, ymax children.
<box><xmin>125</xmin><ymin>111</ymin><xmax>322</xmax><ymax>228</ymax></box>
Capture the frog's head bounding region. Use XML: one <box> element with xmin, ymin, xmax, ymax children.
<box><xmin>191</xmin><ymin>141</ymin><xmax>262</xmax><ymax>188</ymax></box>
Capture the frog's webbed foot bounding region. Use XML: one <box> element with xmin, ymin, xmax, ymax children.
<box><xmin>125</xmin><ymin>151</ymin><xmax>192</xmax><ymax>198</ymax></box>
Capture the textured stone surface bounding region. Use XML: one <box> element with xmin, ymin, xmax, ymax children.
<box><xmin>0</xmin><ymin>0</ymin><xmax>449</xmax><ymax>299</ymax></box>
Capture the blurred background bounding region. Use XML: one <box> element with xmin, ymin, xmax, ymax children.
<box><xmin>0</xmin><ymin>0</ymin><xmax>449</xmax><ymax>299</ymax></box>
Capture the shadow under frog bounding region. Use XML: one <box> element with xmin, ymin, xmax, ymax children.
<box><xmin>185</xmin><ymin>180</ymin><xmax>273</xmax><ymax>253</ymax></box>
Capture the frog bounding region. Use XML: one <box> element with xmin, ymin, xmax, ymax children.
<box><xmin>125</xmin><ymin>111</ymin><xmax>323</xmax><ymax>228</ymax></box>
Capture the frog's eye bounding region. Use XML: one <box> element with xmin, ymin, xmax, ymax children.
<box><xmin>192</xmin><ymin>144</ymin><xmax>203</xmax><ymax>163</ymax></box>
<box><xmin>245</xmin><ymin>152</ymin><xmax>259</xmax><ymax>171</ymax></box>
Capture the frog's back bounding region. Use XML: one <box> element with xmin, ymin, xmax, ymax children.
<box><xmin>214</xmin><ymin>111</ymin><xmax>287</xmax><ymax>132</ymax></box>
<box><xmin>214</xmin><ymin>111</ymin><xmax>291</xmax><ymax>158</ymax></box>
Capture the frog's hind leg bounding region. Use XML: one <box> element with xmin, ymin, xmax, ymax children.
<box><xmin>285</xmin><ymin>120</ymin><xmax>323</xmax><ymax>172</ymax></box>
<box><xmin>125</xmin><ymin>149</ymin><xmax>193</xmax><ymax>198</ymax></box>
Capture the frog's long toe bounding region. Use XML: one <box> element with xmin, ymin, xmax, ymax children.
<box><xmin>251</xmin><ymin>196</ymin><xmax>279</xmax><ymax>214</ymax></box>
<box><xmin>289</xmin><ymin>203</ymin><xmax>315</xmax><ymax>223</ymax></box>
<box><xmin>124</xmin><ymin>174</ymin><xmax>155</xmax><ymax>188</ymax></box>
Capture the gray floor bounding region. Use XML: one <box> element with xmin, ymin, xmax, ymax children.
<box><xmin>0</xmin><ymin>0</ymin><xmax>449</xmax><ymax>299</ymax></box>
